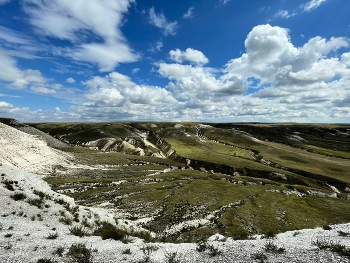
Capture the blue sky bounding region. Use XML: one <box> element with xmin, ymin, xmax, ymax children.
<box><xmin>0</xmin><ymin>0</ymin><xmax>349</xmax><ymax>122</ymax></box>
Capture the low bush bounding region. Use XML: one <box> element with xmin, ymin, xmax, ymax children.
<box><xmin>52</xmin><ymin>246</ymin><xmax>64</xmax><ymax>257</ymax></box>
<box><xmin>323</xmin><ymin>225</ymin><xmax>332</xmax><ymax>230</ymax></box>
<box><xmin>69</xmin><ymin>225</ymin><xmax>90</xmax><ymax>237</ymax></box>
<box><xmin>27</xmin><ymin>198</ymin><xmax>44</xmax><ymax>208</ymax></box>
<box><xmin>196</xmin><ymin>240</ymin><xmax>207</xmax><ymax>252</ymax></box>
<box><xmin>36</xmin><ymin>259</ymin><xmax>57</xmax><ymax>263</ymax></box>
<box><xmin>264</xmin><ymin>241</ymin><xmax>285</xmax><ymax>254</ymax></box>
<box><xmin>122</xmin><ymin>248</ymin><xmax>132</xmax><ymax>255</ymax></box>
<box><xmin>131</xmin><ymin>229</ymin><xmax>154</xmax><ymax>242</ymax></box>
<box><xmin>252</xmin><ymin>252</ymin><xmax>268</xmax><ymax>263</ymax></box>
<box><xmin>313</xmin><ymin>239</ymin><xmax>350</xmax><ymax>258</ymax></box>
<box><xmin>66</xmin><ymin>243</ymin><xmax>93</xmax><ymax>263</ymax></box>
<box><xmin>208</xmin><ymin>244</ymin><xmax>222</xmax><ymax>257</ymax></box>
<box><xmin>165</xmin><ymin>251</ymin><xmax>180</xmax><ymax>263</ymax></box>
<box><xmin>59</xmin><ymin>216</ymin><xmax>73</xmax><ymax>225</ymax></box>
<box><xmin>10</xmin><ymin>192</ymin><xmax>26</xmax><ymax>201</ymax></box>
<box><xmin>46</xmin><ymin>232</ymin><xmax>58</xmax><ymax>239</ymax></box>
<box><xmin>99</xmin><ymin>223</ymin><xmax>127</xmax><ymax>240</ymax></box>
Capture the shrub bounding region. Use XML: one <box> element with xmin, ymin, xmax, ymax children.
<box><xmin>36</xmin><ymin>259</ymin><xmax>57</xmax><ymax>263</ymax></box>
<box><xmin>323</xmin><ymin>225</ymin><xmax>332</xmax><ymax>230</ymax></box>
<box><xmin>165</xmin><ymin>251</ymin><xmax>180</xmax><ymax>263</ymax></box>
<box><xmin>59</xmin><ymin>216</ymin><xmax>73</xmax><ymax>225</ymax></box>
<box><xmin>99</xmin><ymin>223</ymin><xmax>127</xmax><ymax>240</ymax></box>
<box><xmin>313</xmin><ymin>239</ymin><xmax>350</xmax><ymax>258</ymax></box>
<box><xmin>34</xmin><ymin>190</ymin><xmax>46</xmax><ymax>199</ymax></box>
<box><xmin>131</xmin><ymin>229</ymin><xmax>154</xmax><ymax>242</ymax></box>
<box><xmin>69</xmin><ymin>225</ymin><xmax>90</xmax><ymax>237</ymax></box>
<box><xmin>264</xmin><ymin>241</ymin><xmax>285</xmax><ymax>254</ymax></box>
<box><xmin>4</xmin><ymin>233</ymin><xmax>12</xmax><ymax>238</ymax></box>
<box><xmin>196</xmin><ymin>241</ymin><xmax>207</xmax><ymax>252</ymax></box>
<box><xmin>27</xmin><ymin>198</ymin><xmax>44</xmax><ymax>208</ymax></box>
<box><xmin>66</xmin><ymin>243</ymin><xmax>93</xmax><ymax>263</ymax></box>
<box><xmin>52</xmin><ymin>246</ymin><xmax>65</xmax><ymax>257</ymax></box>
<box><xmin>46</xmin><ymin>232</ymin><xmax>58</xmax><ymax>239</ymax></box>
<box><xmin>3</xmin><ymin>181</ymin><xmax>14</xmax><ymax>191</ymax></box>
<box><xmin>10</xmin><ymin>192</ymin><xmax>26</xmax><ymax>201</ymax></box>
<box><xmin>122</xmin><ymin>248</ymin><xmax>132</xmax><ymax>255</ymax></box>
<box><xmin>252</xmin><ymin>252</ymin><xmax>268</xmax><ymax>263</ymax></box>
<box><xmin>208</xmin><ymin>244</ymin><xmax>222</xmax><ymax>257</ymax></box>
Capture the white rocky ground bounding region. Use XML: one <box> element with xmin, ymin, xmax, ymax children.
<box><xmin>0</xmin><ymin>122</ymin><xmax>350</xmax><ymax>263</ymax></box>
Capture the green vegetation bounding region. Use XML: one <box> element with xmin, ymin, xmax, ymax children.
<box><xmin>313</xmin><ymin>239</ymin><xmax>350</xmax><ymax>258</ymax></box>
<box><xmin>25</xmin><ymin>121</ymin><xmax>350</xmax><ymax>242</ymax></box>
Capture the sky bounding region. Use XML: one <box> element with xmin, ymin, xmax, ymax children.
<box><xmin>0</xmin><ymin>0</ymin><xmax>349</xmax><ymax>123</ymax></box>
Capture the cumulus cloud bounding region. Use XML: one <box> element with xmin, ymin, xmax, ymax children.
<box><xmin>301</xmin><ymin>0</ymin><xmax>327</xmax><ymax>12</ymax></box>
<box><xmin>183</xmin><ymin>7</ymin><xmax>194</xmax><ymax>19</ymax></box>
<box><xmin>22</xmin><ymin>0</ymin><xmax>138</xmax><ymax>71</ymax></box>
<box><xmin>149</xmin><ymin>7</ymin><xmax>178</xmax><ymax>36</ymax></box>
<box><xmin>66</xmin><ymin>77</ymin><xmax>75</xmax><ymax>83</ymax></box>
<box><xmin>83</xmin><ymin>72</ymin><xmax>177</xmax><ymax>113</ymax></box>
<box><xmin>158</xmin><ymin>63</ymin><xmax>247</xmax><ymax>100</ymax></box>
<box><xmin>169</xmin><ymin>48</ymin><xmax>209</xmax><ymax>65</ymax></box>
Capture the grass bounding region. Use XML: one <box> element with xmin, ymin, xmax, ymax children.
<box><xmin>46</xmin><ymin>232</ymin><xmax>59</xmax><ymax>239</ymax></box>
<box><xmin>69</xmin><ymin>225</ymin><xmax>91</xmax><ymax>237</ymax></box>
<box><xmin>313</xmin><ymin>239</ymin><xmax>350</xmax><ymax>258</ymax></box>
<box><xmin>264</xmin><ymin>241</ymin><xmax>285</xmax><ymax>254</ymax></box>
<box><xmin>29</xmin><ymin>121</ymin><xmax>350</xmax><ymax>242</ymax></box>
<box><xmin>66</xmin><ymin>243</ymin><xmax>93</xmax><ymax>263</ymax></box>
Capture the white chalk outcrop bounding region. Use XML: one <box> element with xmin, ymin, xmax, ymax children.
<box><xmin>0</xmin><ymin>122</ymin><xmax>71</xmax><ymax>175</ymax></box>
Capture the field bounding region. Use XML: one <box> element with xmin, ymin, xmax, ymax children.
<box><xmin>29</xmin><ymin>121</ymin><xmax>350</xmax><ymax>242</ymax></box>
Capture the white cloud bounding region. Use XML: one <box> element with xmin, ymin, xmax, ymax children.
<box><xmin>148</xmin><ymin>40</ymin><xmax>163</xmax><ymax>53</ymax></box>
<box><xmin>132</xmin><ymin>68</ymin><xmax>140</xmax><ymax>74</ymax></box>
<box><xmin>301</xmin><ymin>0</ymin><xmax>327</xmax><ymax>12</ymax></box>
<box><xmin>183</xmin><ymin>7</ymin><xmax>194</xmax><ymax>19</ymax></box>
<box><xmin>169</xmin><ymin>48</ymin><xmax>209</xmax><ymax>65</ymax></box>
<box><xmin>274</xmin><ymin>10</ymin><xmax>296</xmax><ymax>19</ymax></box>
<box><xmin>79</xmin><ymin>72</ymin><xmax>177</xmax><ymax>120</ymax></box>
<box><xmin>22</xmin><ymin>0</ymin><xmax>138</xmax><ymax>71</ymax></box>
<box><xmin>30</xmin><ymin>86</ymin><xmax>56</xmax><ymax>94</ymax></box>
<box><xmin>66</xmin><ymin>77</ymin><xmax>75</xmax><ymax>83</ymax></box>
<box><xmin>149</xmin><ymin>7</ymin><xmax>178</xmax><ymax>36</ymax></box>
<box><xmin>0</xmin><ymin>48</ymin><xmax>22</xmax><ymax>83</ymax></box>
<box><xmin>158</xmin><ymin>63</ymin><xmax>246</xmax><ymax>100</ymax></box>
<box><xmin>71</xmin><ymin>40</ymin><xmax>139</xmax><ymax>72</ymax></box>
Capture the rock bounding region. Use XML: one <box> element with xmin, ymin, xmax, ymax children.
<box><xmin>208</xmin><ymin>233</ymin><xmax>226</xmax><ymax>242</ymax></box>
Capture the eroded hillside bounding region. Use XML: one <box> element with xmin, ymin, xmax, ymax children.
<box><xmin>17</xmin><ymin>121</ymin><xmax>350</xmax><ymax>242</ymax></box>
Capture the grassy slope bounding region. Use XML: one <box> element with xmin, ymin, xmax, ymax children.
<box><xmin>27</xmin><ymin>121</ymin><xmax>350</xmax><ymax>241</ymax></box>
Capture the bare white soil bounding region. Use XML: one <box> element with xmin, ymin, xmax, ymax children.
<box><xmin>0</xmin><ymin>122</ymin><xmax>350</xmax><ymax>263</ymax></box>
<box><xmin>0</xmin><ymin>122</ymin><xmax>72</xmax><ymax>175</ymax></box>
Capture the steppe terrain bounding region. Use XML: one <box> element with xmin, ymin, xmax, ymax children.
<box><xmin>1</xmin><ymin>118</ymin><xmax>350</xmax><ymax>262</ymax></box>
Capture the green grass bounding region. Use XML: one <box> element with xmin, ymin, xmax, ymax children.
<box><xmin>30</xmin><ymin>121</ymin><xmax>350</xmax><ymax>242</ymax></box>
